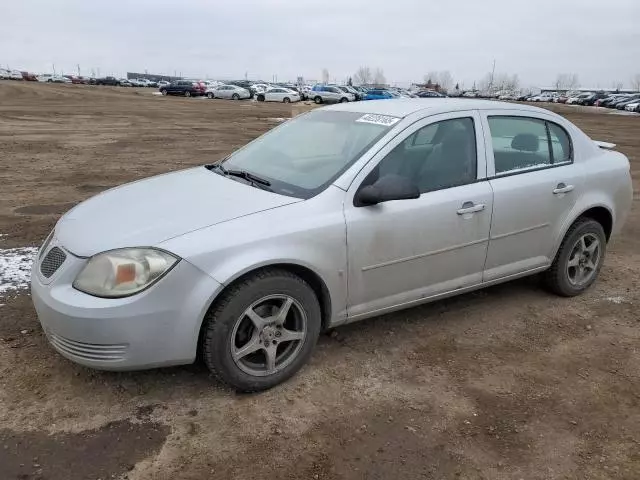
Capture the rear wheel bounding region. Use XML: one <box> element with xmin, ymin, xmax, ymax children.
<box><xmin>202</xmin><ymin>269</ymin><xmax>321</xmax><ymax>392</ymax></box>
<box><xmin>340</xmin><ymin>97</ymin><xmax>348</xmax><ymax>103</ymax></box>
<box><xmin>313</xmin><ymin>96</ymin><xmax>323</xmax><ymax>104</ymax></box>
<box><xmin>544</xmin><ymin>218</ymin><xmax>606</xmax><ymax>297</ymax></box>
<box><xmin>206</xmin><ymin>92</ymin><xmax>214</xmax><ymax>99</ymax></box>
<box><xmin>185</xmin><ymin>90</ymin><xmax>192</xmax><ymax>97</ymax></box>
<box><xmin>257</xmin><ymin>95</ymin><xmax>265</xmax><ymax>102</ymax></box>
<box><xmin>283</xmin><ymin>97</ymin><xmax>290</xmax><ymax>103</ymax></box>
<box><xmin>232</xmin><ymin>93</ymin><xmax>240</xmax><ymax>100</ymax></box>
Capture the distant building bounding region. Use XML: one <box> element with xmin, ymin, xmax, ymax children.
<box><xmin>127</xmin><ymin>72</ymin><xmax>181</xmax><ymax>82</ymax></box>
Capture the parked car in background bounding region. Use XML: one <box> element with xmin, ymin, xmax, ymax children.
<box><xmin>31</xmin><ymin>99</ymin><xmax>632</xmax><ymax>392</ymax></box>
<box><xmin>364</xmin><ymin>89</ymin><xmax>394</xmax><ymax>100</ymax></box>
<box><xmin>580</xmin><ymin>92</ymin><xmax>609</xmax><ymax>106</ymax></box>
<box><xmin>119</xmin><ymin>79</ymin><xmax>133</xmax><ymax>87</ymax></box>
<box><xmin>157</xmin><ymin>80</ymin><xmax>171</xmax><ymax>88</ymax></box>
<box><xmin>212</xmin><ymin>84</ymin><xmax>251</xmax><ymax>100</ymax></box>
<box><xmin>66</xmin><ymin>76</ymin><xmax>88</xmax><ymax>84</ymax></box>
<box><xmin>95</xmin><ymin>76</ymin><xmax>121</xmax><ymax>86</ymax></box>
<box><xmin>37</xmin><ymin>74</ymin><xmax>70</xmax><ymax>83</ymax></box>
<box><xmin>566</xmin><ymin>93</ymin><xmax>591</xmax><ymax>105</ymax></box>
<box><xmin>531</xmin><ymin>92</ymin><xmax>557</xmax><ymax>102</ymax></box>
<box><xmin>333</xmin><ymin>85</ymin><xmax>362</xmax><ymax>100</ymax></box>
<box><xmin>309</xmin><ymin>85</ymin><xmax>354</xmax><ymax>104</ymax></box>
<box><xmin>256</xmin><ymin>87</ymin><xmax>300</xmax><ymax>103</ymax></box>
<box><xmin>21</xmin><ymin>71</ymin><xmax>38</xmax><ymax>81</ymax></box>
<box><xmin>624</xmin><ymin>100</ymin><xmax>640</xmax><ymax>113</ymax></box>
<box><xmin>615</xmin><ymin>94</ymin><xmax>640</xmax><ymax>110</ymax></box>
<box><xmin>228</xmin><ymin>80</ymin><xmax>255</xmax><ymax>98</ymax></box>
<box><xmin>160</xmin><ymin>80</ymin><xmax>206</xmax><ymax>97</ymax></box>
<box><xmin>6</xmin><ymin>70</ymin><xmax>24</xmax><ymax>80</ymax></box>
<box><xmin>598</xmin><ymin>95</ymin><xmax>627</xmax><ymax>108</ymax></box>
<box><xmin>416</xmin><ymin>90</ymin><xmax>445</xmax><ymax>98</ymax></box>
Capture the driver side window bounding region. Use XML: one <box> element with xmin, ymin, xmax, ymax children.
<box><xmin>365</xmin><ymin>117</ymin><xmax>478</xmax><ymax>194</ymax></box>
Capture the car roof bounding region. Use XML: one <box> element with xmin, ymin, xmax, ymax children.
<box><xmin>321</xmin><ymin>98</ymin><xmax>553</xmax><ymax>118</ymax></box>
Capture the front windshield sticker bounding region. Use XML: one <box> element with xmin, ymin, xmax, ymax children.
<box><xmin>356</xmin><ymin>114</ymin><xmax>400</xmax><ymax>127</ymax></box>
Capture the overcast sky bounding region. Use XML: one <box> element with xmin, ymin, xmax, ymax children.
<box><xmin>2</xmin><ymin>0</ymin><xmax>639</xmax><ymax>88</ymax></box>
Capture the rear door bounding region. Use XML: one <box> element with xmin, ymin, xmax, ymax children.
<box><xmin>481</xmin><ymin>111</ymin><xmax>583</xmax><ymax>281</ymax></box>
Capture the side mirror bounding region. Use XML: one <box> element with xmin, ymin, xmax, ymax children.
<box><xmin>356</xmin><ymin>174</ymin><xmax>420</xmax><ymax>207</ymax></box>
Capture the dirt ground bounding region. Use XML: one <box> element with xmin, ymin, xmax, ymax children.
<box><xmin>0</xmin><ymin>81</ymin><xmax>638</xmax><ymax>480</ymax></box>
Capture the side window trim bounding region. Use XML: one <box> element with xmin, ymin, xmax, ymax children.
<box><xmin>482</xmin><ymin>112</ymin><xmax>574</xmax><ymax>179</ymax></box>
<box><xmin>346</xmin><ymin>111</ymin><xmax>487</xmax><ymax>206</ymax></box>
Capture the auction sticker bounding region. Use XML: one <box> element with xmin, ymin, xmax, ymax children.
<box><xmin>356</xmin><ymin>114</ymin><xmax>401</xmax><ymax>126</ymax></box>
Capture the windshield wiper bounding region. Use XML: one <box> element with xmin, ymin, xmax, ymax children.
<box><xmin>207</xmin><ymin>163</ymin><xmax>272</xmax><ymax>190</ymax></box>
<box><xmin>225</xmin><ymin>169</ymin><xmax>272</xmax><ymax>186</ymax></box>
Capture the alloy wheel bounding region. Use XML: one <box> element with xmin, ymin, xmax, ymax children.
<box><xmin>230</xmin><ymin>295</ymin><xmax>307</xmax><ymax>377</ymax></box>
<box><xmin>566</xmin><ymin>233</ymin><xmax>600</xmax><ymax>286</ymax></box>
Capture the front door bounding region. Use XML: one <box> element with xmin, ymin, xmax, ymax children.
<box><xmin>481</xmin><ymin>112</ymin><xmax>582</xmax><ymax>281</ymax></box>
<box><xmin>344</xmin><ymin>111</ymin><xmax>493</xmax><ymax>320</ymax></box>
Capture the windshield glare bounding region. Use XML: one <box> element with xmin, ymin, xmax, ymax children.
<box><xmin>221</xmin><ymin>110</ymin><xmax>395</xmax><ymax>198</ymax></box>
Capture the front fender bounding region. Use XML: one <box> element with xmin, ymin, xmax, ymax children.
<box><xmin>160</xmin><ymin>186</ymin><xmax>349</xmax><ymax>325</ymax></box>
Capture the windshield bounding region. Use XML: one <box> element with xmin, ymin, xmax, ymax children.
<box><xmin>220</xmin><ymin>110</ymin><xmax>397</xmax><ymax>199</ymax></box>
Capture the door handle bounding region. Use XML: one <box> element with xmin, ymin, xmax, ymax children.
<box><xmin>457</xmin><ymin>202</ymin><xmax>485</xmax><ymax>215</ymax></box>
<box><xmin>553</xmin><ymin>183</ymin><xmax>574</xmax><ymax>194</ymax></box>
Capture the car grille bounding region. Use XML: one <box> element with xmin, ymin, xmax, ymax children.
<box><xmin>49</xmin><ymin>333</ymin><xmax>128</xmax><ymax>362</ymax></box>
<box><xmin>40</xmin><ymin>246</ymin><xmax>67</xmax><ymax>278</ymax></box>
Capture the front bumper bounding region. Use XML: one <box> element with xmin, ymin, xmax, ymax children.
<box><xmin>31</xmin><ymin>239</ymin><xmax>222</xmax><ymax>370</ymax></box>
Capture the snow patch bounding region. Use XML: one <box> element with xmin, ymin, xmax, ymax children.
<box><xmin>0</xmin><ymin>247</ymin><xmax>38</xmax><ymax>297</ymax></box>
<box><xmin>606</xmin><ymin>296</ymin><xmax>626</xmax><ymax>304</ymax></box>
<box><xmin>267</xmin><ymin>117</ymin><xmax>288</xmax><ymax>123</ymax></box>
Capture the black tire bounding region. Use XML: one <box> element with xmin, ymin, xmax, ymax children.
<box><xmin>47</xmin><ymin>79</ymin><xmax>53</xmax><ymax>83</ymax></box>
<box><xmin>232</xmin><ymin>93</ymin><xmax>240</xmax><ymax>100</ymax></box>
<box><xmin>160</xmin><ymin>89</ymin><xmax>167</xmax><ymax>96</ymax></box>
<box><xmin>207</xmin><ymin>92</ymin><xmax>214</xmax><ymax>99</ymax></box>
<box><xmin>313</xmin><ymin>96</ymin><xmax>323</xmax><ymax>104</ymax></box>
<box><xmin>257</xmin><ymin>95</ymin><xmax>265</xmax><ymax>102</ymax></box>
<box><xmin>202</xmin><ymin>269</ymin><xmax>322</xmax><ymax>392</ymax></box>
<box><xmin>340</xmin><ymin>97</ymin><xmax>348</xmax><ymax>103</ymax></box>
<box><xmin>283</xmin><ymin>97</ymin><xmax>290</xmax><ymax>103</ymax></box>
<box><xmin>543</xmin><ymin>218</ymin><xmax>606</xmax><ymax>297</ymax></box>
<box><xmin>185</xmin><ymin>90</ymin><xmax>192</xmax><ymax>97</ymax></box>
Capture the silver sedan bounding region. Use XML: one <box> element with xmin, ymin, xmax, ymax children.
<box><xmin>209</xmin><ymin>84</ymin><xmax>251</xmax><ymax>100</ymax></box>
<box><xmin>32</xmin><ymin>100</ymin><xmax>632</xmax><ymax>391</ymax></box>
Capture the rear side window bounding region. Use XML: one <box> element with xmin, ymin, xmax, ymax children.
<box><xmin>488</xmin><ymin>116</ymin><xmax>572</xmax><ymax>175</ymax></box>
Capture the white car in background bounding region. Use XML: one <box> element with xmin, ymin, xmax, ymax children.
<box><xmin>624</xmin><ymin>101</ymin><xmax>640</xmax><ymax>112</ymax></box>
<box><xmin>37</xmin><ymin>74</ymin><xmax>70</xmax><ymax>83</ymax></box>
<box><xmin>157</xmin><ymin>81</ymin><xmax>171</xmax><ymax>88</ymax></box>
<box><xmin>208</xmin><ymin>84</ymin><xmax>251</xmax><ymax>100</ymax></box>
<box><xmin>256</xmin><ymin>87</ymin><xmax>300</xmax><ymax>103</ymax></box>
<box><xmin>567</xmin><ymin>93</ymin><xmax>591</xmax><ymax>105</ymax></box>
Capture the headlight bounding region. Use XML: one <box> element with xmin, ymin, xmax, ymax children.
<box><xmin>73</xmin><ymin>248</ymin><xmax>179</xmax><ymax>298</ymax></box>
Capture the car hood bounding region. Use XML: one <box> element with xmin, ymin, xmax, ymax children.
<box><xmin>56</xmin><ymin>167</ymin><xmax>300</xmax><ymax>257</ymax></box>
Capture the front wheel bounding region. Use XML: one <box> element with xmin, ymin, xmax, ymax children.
<box><xmin>283</xmin><ymin>97</ymin><xmax>290</xmax><ymax>103</ymax></box>
<box><xmin>543</xmin><ymin>218</ymin><xmax>606</xmax><ymax>297</ymax></box>
<box><xmin>160</xmin><ymin>89</ymin><xmax>167</xmax><ymax>96</ymax></box>
<box><xmin>207</xmin><ymin>92</ymin><xmax>214</xmax><ymax>99</ymax></box>
<box><xmin>185</xmin><ymin>90</ymin><xmax>192</xmax><ymax>97</ymax></box>
<box><xmin>340</xmin><ymin>97</ymin><xmax>348</xmax><ymax>103</ymax></box>
<box><xmin>257</xmin><ymin>95</ymin><xmax>265</xmax><ymax>102</ymax></box>
<box><xmin>232</xmin><ymin>93</ymin><xmax>240</xmax><ymax>100</ymax></box>
<box><xmin>202</xmin><ymin>269</ymin><xmax>322</xmax><ymax>392</ymax></box>
<box><xmin>313</xmin><ymin>96</ymin><xmax>323</xmax><ymax>104</ymax></box>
